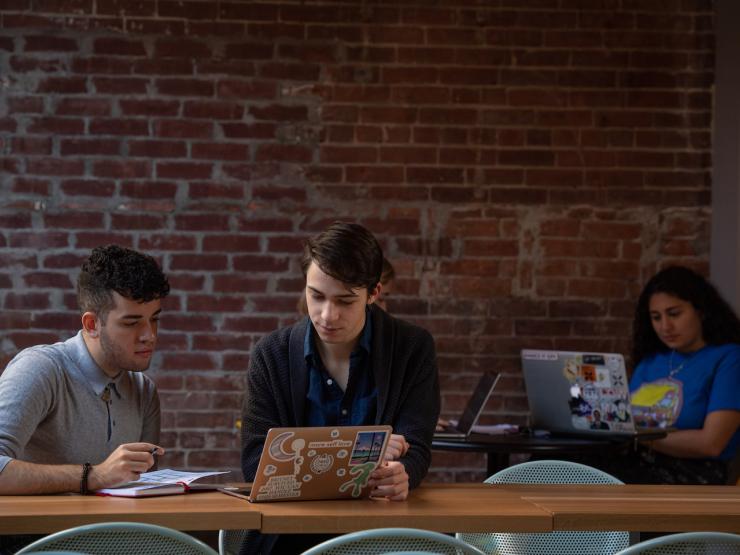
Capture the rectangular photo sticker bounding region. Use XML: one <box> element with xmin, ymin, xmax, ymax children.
<box><xmin>350</xmin><ymin>431</ymin><xmax>387</xmax><ymax>465</ymax></box>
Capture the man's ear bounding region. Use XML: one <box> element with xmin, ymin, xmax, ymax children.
<box><xmin>82</xmin><ymin>312</ymin><xmax>100</xmax><ymax>338</ymax></box>
<box><xmin>367</xmin><ymin>282</ymin><xmax>382</xmax><ymax>305</ymax></box>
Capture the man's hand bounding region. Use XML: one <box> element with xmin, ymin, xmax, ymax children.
<box><xmin>369</xmin><ymin>460</ymin><xmax>409</xmax><ymax>501</ymax></box>
<box><xmin>435</xmin><ymin>418</ymin><xmax>451</xmax><ymax>432</ymax></box>
<box><xmin>384</xmin><ymin>434</ymin><xmax>410</xmax><ymax>461</ymax></box>
<box><xmin>88</xmin><ymin>443</ymin><xmax>163</xmax><ymax>490</ymax></box>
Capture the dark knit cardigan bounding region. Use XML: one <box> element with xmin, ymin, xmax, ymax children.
<box><xmin>240</xmin><ymin>303</ymin><xmax>440</xmax><ymax>489</ymax></box>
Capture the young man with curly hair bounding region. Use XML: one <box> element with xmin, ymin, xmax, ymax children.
<box><xmin>0</xmin><ymin>245</ymin><xmax>170</xmax><ymax>497</ymax></box>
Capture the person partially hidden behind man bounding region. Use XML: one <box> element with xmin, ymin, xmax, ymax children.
<box><xmin>0</xmin><ymin>245</ymin><xmax>169</xmax><ymax>503</ymax></box>
<box><xmin>241</xmin><ymin>222</ymin><xmax>440</xmax><ymax>554</ymax></box>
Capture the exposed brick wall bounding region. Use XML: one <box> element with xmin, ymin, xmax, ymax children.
<box><xmin>0</xmin><ymin>1</ymin><xmax>713</xmax><ymax>481</ymax></box>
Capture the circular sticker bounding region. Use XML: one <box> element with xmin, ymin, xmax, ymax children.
<box><xmin>303</xmin><ymin>474</ymin><xmax>312</xmax><ymax>482</ymax></box>
<box><xmin>310</xmin><ymin>453</ymin><xmax>334</xmax><ymax>474</ymax></box>
<box><xmin>264</xmin><ymin>464</ymin><xmax>277</xmax><ymax>476</ymax></box>
<box><xmin>336</xmin><ymin>468</ymin><xmax>346</xmax><ymax>477</ymax></box>
<box><xmin>337</xmin><ymin>449</ymin><xmax>348</xmax><ymax>459</ymax></box>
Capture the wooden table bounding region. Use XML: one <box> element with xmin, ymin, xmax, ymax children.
<box><xmin>3</xmin><ymin>484</ymin><xmax>740</xmax><ymax>536</ymax></box>
<box><xmin>0</xmin><ymin>492</ymin><xmax>261</xmax><ymax>534</ymax></box>
<box><xmin>256</xmin><ymin>484</ymin><xmax>552</xmax><ymax>534</ymax></box>
<box><xmin>503</xmin><ymin>484</ymin><xmax>740</xmax><ymax>533</ymax></box>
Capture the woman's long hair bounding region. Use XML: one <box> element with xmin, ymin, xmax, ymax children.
<box><xmin>632</xmin><ymin>266</ymin><xmax>740</xmax><ymax>365</ymax></box>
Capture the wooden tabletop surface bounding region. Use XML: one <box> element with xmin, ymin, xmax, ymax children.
<box><xmin>0</xmin><ymin>491</ymin><xmax>261</xmax><ymax>534</ymax></box>
<box><xmin>256</xmin><ymin>483</ymin><xmax>552</xmax><ymax>534</ymax></box>
<box><xmin>3</xmin><ymin>483</ymin><xmax>740</xmax><ymax>535</ymax></box>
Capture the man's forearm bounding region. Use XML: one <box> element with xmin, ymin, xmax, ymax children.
<box><xmin>0</xmin><ymin>459</ymin><xmax>84</xmax><ymax>495</ymax></box>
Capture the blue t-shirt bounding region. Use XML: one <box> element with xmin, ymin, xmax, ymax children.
<box><xmin>629</xmin><ymin>343</ymin><xmax>740</xmax><ymax>461</ymax></box>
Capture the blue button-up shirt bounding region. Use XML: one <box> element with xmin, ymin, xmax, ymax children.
<box><xmin>304</xmin><ymin>309</ymin><xmax>377</xmax><ymax>426</ymax></box>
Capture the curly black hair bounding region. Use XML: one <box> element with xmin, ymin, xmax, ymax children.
<box><xmin>77</xmin><ymin>245</ymin><xmax>170</xmax><ymax>319</ymax></box>
<box><xmin>632</xmin><ymin>266</ymin><xmax>740</xmax><ymax>365</ymax></box>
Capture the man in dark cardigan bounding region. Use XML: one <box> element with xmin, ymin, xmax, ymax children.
<box><xmin>240</xmin><ymin>222</ymin><xmax>440</xmax><ymax>554</ymax></box>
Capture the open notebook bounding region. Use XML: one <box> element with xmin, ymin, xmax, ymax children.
<box><xmin>249</xmin><ymin>425</ymin><xmax>392</xmax><ymax>502</ymax></box>
<box><xmin>96</xmin><ymin>469</ymin><xmax>230</xmax><ymax>497</ymax></box>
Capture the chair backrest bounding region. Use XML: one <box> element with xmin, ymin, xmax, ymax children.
<box><xmin>218</xmin><ymin>528</ymin><xmax>249</xmax><ymax>555</ymax></box>
<box><xmin>614</xmin><ymin>531</ymin><xmax>740</xmax><ymax>554</ymax></box>
<box><xmin>458</xmin><ymin>460</ymin><xmax>630</xmax><ymax>555</ymax></box>
<box><xmin>301</xmin><ymin>527</ymin><xmax>486</xmax><ymax>555</ymax></box>
<box><xmin>16</xmin><ymin>522</ymin><xmax>218</xmax><ymax>555</ymax></box>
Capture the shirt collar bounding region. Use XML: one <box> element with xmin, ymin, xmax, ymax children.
<box><xmin>69</xmin><ymin>331</ymin><xmax>126</xmax><ymax>398</ymax></box>
<box><xmin>303</xmin><ymin>307</ymin><xmax>373</xmax><ymax>362</ymax></box>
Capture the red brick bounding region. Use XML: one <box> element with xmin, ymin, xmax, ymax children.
<box><xmin>27</xmin><ymin>117</ymin><xmax>84</xmax><ymax>134</ymax></box>
<box><xmin>154</xmin><ymin>38</ymin><xmax>212</xmax><ymax>58</ymax></box>
<box><xmin>71</xmin><ymin>57</ymin><xmax>133</xmax><ymax>74</ymax></box>
<box><xmin>91</xmin><ymin>37</ymin><xmax>145</xmax><ymax>56</ymax></box>
<box><xmin>13</xmin><ymin>178</ymin><xmax>50</xmax><ymax>196</ymax></box>
<box><xmin>24</xmin><ymin>35</ymin><xmax>77</xmax><ymax>52</ymax></box>
<box><xmin>191</xmin><ymin>143</ymin><xmax>250</xmax><ymax>161</ymax></box>
<box><xmin>23</xmin><ymin>272</ymin><xmax>73</xmax><ymax>289</ymax></box>
<box><xmin>43</xmin><ymin>212</ymin><xmax>104</xmax><ymax>229</ymax></box>
<box><xmin>97</xmin><ymin>0</ymin><xmax>155</xmax><ymax>16</ymax></box>
<box><xmin>201</xmin><ymin>235</ymin><xmax>260</xmax><ymax>253</ymax></box>
<box><xmin>133</xmin><ymin>58</ymin><xmax>193</xmax><ymax>75</ymax></box>
<box><xmin>183</xmin><ymin>101</ymin><xmax>243</xmax><ymax>120</ymax></box>
<box><xmin>55</xmin><ymin>98</ymin><xmax>111</xmax><ymax>116</ymax></box>
<box><xmin>92</xmin><ymin>160</ymin><xmax>150</xmax><ymax>179</ymax></box>
<box><xmin>189</xmin><ymin>182</ymin><xmax>246</xmax><ymax>200</ymax></box>
<box><xmin>233</xmin><ymin>255</ymin><xmax>289</xmax><ymax>273</ymax></box>
<box><xmin>42</xmin><ymin>252</ymin><xmax>88</xmax><ymax>269</ymax></box>
<box><xmin>60</xmin><ymin>139</ymin><xmax>120</xmax><ymax>156</ymax></box>
<box><xmin>93</xmin><ymin>77</ymin><xmax>148</xmax><ymax>94</ymax></box>
<box><xmin>36</xmin><ymin>76</ymin><xmax>87</xmax><ymax>94</ymax></box>
<box><xmin>124</xmin><ymin>18</ymin><xmax>185</xmax><ymax>35</ymax></box>
<box><xmin>119</xmin><ymin>100</ymin><xmax>180</xmax><ymax>117</ymax></box>
<box><xmin>11</xmin><ymin>137</ymin><xmax>52</xmax><ymax>155</ymax></box>
<box><xmin>253</xmin><ymin>186</ymin><xmax>306</xmax><ymax>202</ymax></box>
<box><xmin>155</xmin><ymin>120</ymin><xmax>213</xmax><ymax>139</ymax></box>
<box><xmin>138</xmin><ymin>235</ymin><xmax>197</xmax><ymax>251</ymax></box>
<box><xmin>109</xmin><ymin>213</ymin><xmax>165</xmax><ymax>230</ymax></box>
<box><xmin>9</xmin><ymin>232</ymin><xmax>69</xmax><ymax>249</ymax></box>
<box><xmin>89</xmin><ymin>118</ymin><xmax>149</xmax><ymax>136</ymax></box>
<box><xmin>255</xmin><ymin>144</ymin><xmax>311</xmax><ymax>163</ymax></box>
<box><xmin>26</xmin><ymin>158</ymin><xmax>84</xmax><ymax>176</ymax></box>
<box><xmin>213</xmin><ymin>276</ymin><xmax>269</xmax><ymax>295</ymax></box>
<box><xmin>75</xmin><ymin>232</ymin><xmax>134</xmax><ymax>248</ymax></box>
<box><xmin>61</xmin><ymin>179</ymin><xmax>116</xmax><ymax>196</ymax></box>
<box><xmin>156</xmin><ymin>78</ymin><xmax>214</xmax><ymax>97</ymax></box>
<box><xmin>7</xmin><ymin>96</ymin><xmax>45</xmax><ymax>113</ymax></box>
<box><xmin>187</xmin><ymin>295</ymin><xmax>245</xmax><ymax>312</ymax></box>
<box><xmin>10</xmin><ymin>55</ymin><xmax>65</xmax><ymax>73</ymax></box>
<box><xmin>174</xmin><ymin>214</ymin><xmax>230</xmax><ymax>231</ymax></box>
<box><xmin>129</xmin><ymin>140</ymin><xmax>187</xmax><ymax>158</ymax></box>
<box><xmin>157</xmin><ymin>162</ymin><xmax>213</xmax><ymax>179</ymax></box>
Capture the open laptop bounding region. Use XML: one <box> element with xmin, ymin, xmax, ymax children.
<box><xmin>435</xmin><ymin>372</ymin><xmax>501</xmax><ymax>439</ymax></box>
<box><xmin>521</xmin><ymin>349</ymin><xmax>664</xmax><ymax>439</ymax></box>
<box><xmin>248</xmin><ymin>425</ymin><xmax>392</xmax><ymax>502</ymax></box>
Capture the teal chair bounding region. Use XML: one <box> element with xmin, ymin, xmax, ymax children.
<box><xmin>301</xmin><ymin>527</ymin><xmax>486</xmax><ymax>554</ymax></box>
<box><xmin>457</xmin><ymin>460</ymin><xmax>630</xmax><ymax>555</ymax></box>
<box><xmin>218</xmin><ymin>529</ymin><xmax>248</xmax><ymax>555</ymax></box>
<box><xmin>16</xmin><ymin>522</ymin><xmax>218</xmax><ymax>555</ymax></box>
<box><xmin>614</xmin><ymin>531</ymin><xmax>740</xmax><ymax>554</ymax></box>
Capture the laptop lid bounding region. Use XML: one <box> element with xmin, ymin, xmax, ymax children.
<box><xmin>435</xmin><ymin>372</ymin><xmax>501</xmax><ymax>438</ymax></box>
<box><xmin>521</xmin><ymin>349</ymin><xmax>637</xmax><ymax>437</ymax></box>
<box><xmin>249</xmin><ymin>425</ymin><xmax>392</xmax><ymax>502</ymax></box>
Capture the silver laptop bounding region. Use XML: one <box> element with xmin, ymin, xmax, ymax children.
<box><xmin>435</xmin><ymin>372</ymin><xmax>501</xmax><ymax>439</ymax></box>
<box><xmin>521</xmin><ymin>349</ymin><xmax>660</xmax><ymax>438</ymax></box>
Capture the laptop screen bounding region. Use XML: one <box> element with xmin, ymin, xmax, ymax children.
<box><xmin>455</xmin><ymin>372</ymin><xmax>501</xmax><ymax>434</ymax></box>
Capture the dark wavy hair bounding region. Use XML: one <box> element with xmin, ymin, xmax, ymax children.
<box><xmin>632</xmin><ymin>266</ymin><xmax>740</xmax><ymax>365</ymax></box>
<box><xmin>301</xmin><ymin>222</ymin><xmax>383</xmax><ymax>294</ymax></box>
<box><xmin>77</xmin><ymin>245</ymin><xmax>170</xmax><ymax>320</ymax></box>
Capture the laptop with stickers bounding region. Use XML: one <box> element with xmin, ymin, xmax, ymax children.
<box><xmin>521</xmin><ymin>349</ymin><xmax>663</xmax><ymax>438</ymax></box>
<box><xmin>248</xmin><ymin>425</ymin><xmax>392</xmax><ymax>502</ymax></box>
<box><xmin>434</xmin><ymin>372</ymin><xmax>501</xmax><ymax>439</ymax></box>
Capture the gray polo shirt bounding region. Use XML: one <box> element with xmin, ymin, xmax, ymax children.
<box><xmin>0</xmin><ymin>331</ymin><xmax>160</xmax><ymax>473</ymax></box>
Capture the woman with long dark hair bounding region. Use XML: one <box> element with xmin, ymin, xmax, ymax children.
<box><xmin>626</xmin><ymin>265</ymin><xmax>740</xmax><ymax>484</ymax></box>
